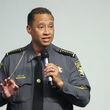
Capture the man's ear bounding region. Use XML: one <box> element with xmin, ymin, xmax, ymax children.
<box><xmin>26</xmin><ymin>25</ymin><xmax>31</xmax><ymax>34</ymax></box>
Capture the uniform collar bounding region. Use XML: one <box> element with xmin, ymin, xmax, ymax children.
<box><xmin>25</xmin><ymin>43</ymin><xmax>36</xmax><ymax>62</ymax></box>
<box><xmin>25</xmin><ymin>43</ymin><xmax>55</xmax><ymax>62</ymax></box>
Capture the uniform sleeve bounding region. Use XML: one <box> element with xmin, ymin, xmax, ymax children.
<box><xmin>60</xmin><ymin>54</ymin><xmax>91</xmax><ymax>107</ymax></box>
<box><xmin>0</xmin><ymin>55</ymin><xmax>9</xmax><ymax>106</ymax></box>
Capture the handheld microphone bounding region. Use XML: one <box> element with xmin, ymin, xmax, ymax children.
<box><xmin>41</xmin><ymin>49</ymin><xmax>53</xmax><ymax>85</ymax></box>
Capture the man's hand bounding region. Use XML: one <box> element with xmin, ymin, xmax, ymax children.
<box><xmin>44</xmin><ymin>63</ymin><xmax>64</xmax><ymax>88</ymax></box>
<box><xmin>0</xmin><ymin>77</ymin><xmax>19</xmax><ymax>98</ymax></box>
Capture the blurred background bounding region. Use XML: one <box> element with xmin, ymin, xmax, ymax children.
<box><xmin>0</xmin><ymin>0</ymin><xmax>110</xmax><ymax>110</ymax></box>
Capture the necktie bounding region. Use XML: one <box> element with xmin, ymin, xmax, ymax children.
<box><xmin>32</xmin><ymin>56</ymin><xmax>43</xmax><ymax>110</ymax></box>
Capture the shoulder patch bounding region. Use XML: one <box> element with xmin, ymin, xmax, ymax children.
<box><xmin>6</xmin><ymin>47</ymin><xmax>25</xmax><ymax>56</ymax></box>
<box><xmin>55</xmin><ymin>47</ymin><xmax>75</xmax><ymax>57</ymax></box>
<box><xmin>75</xmin><ymin>60</ymin><xmax>85</xmax><ymax>76</ymax></box>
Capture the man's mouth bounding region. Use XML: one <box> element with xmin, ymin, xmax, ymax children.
<box><xmin>42</xmin><ymin>37</ymin><xmax>51</xmax><ymax>42</ymax></box>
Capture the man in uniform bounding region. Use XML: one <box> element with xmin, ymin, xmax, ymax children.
<box><xmin>0</xmin><ymin>7</ymin><xmax>91</xmax><ymax>110</ymax></box>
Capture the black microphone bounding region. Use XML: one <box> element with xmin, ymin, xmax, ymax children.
<box><xmin>41</xmin><ymin>49</ymin><xmax>53</xmax><ymax>85</ymax></box>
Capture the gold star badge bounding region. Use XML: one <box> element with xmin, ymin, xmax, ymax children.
<box><xmin>56</xmin><ymin>65</ymin><xmax>63</xmax><ymax>73</ymax></box>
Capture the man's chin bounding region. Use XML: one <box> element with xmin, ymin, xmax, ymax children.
<box><xmin>42</xmin><ymin>44</ymin><xmax>51</xmax><ymax>48</ymax></box>
<box><xmin>42</xmin><ymin>42</ymin><xmax>51</xmax><ymax>47</ymax></box>
<box><xmin>32</xmin><ymin>41</ymin><xmax>52</xmax><ymax>49</ymax></box>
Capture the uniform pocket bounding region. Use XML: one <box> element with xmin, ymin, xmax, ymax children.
<box><xmin>11</xmin><ymin>78</ymin><xmax>33</xmax><ymax>103</ymax></box>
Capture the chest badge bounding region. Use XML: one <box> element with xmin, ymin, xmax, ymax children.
<box><xmin>56</xmin><ymin>65</ymin><xmax>63</xmax><ymax>73</ymax></box>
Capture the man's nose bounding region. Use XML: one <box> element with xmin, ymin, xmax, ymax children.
<box><xmin>44</xmin><ymin>27</ymin><xmax>50</xmax><ymax>35</ymax></box>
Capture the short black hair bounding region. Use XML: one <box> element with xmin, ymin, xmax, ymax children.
<box><xmin>27</xmin><ymin>7</ymin><xmax>54</xmax><ymax>25</ymax></box>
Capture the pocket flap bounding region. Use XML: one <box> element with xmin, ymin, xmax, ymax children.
<box><xmin>15</xmin><ymin>75</ymin><xmax>32</xmax><ymax>86</ymax></box>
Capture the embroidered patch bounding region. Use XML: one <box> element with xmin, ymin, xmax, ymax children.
<box><xmin>75</xmin><ymin>60</ymin><xmax>85</xmax><ymax>76</ymax></box>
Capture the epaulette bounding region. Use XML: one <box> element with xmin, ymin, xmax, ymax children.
<box><xmin>6</xmin><ymin>47</ymin><xmax>25</xmax><ymax>56</ymax></box>
<box><xmin>55</xmin><ymin>47</ymin><xmax>75</xmax><ymax>57</ymax></box>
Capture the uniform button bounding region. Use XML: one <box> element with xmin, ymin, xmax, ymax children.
<box><xmin>36</xmin><ymin>79</ymin><xmax>41</xmax><ymax>83</ymax></box>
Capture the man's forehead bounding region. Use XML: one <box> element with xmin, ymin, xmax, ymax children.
<box><xmin>33</xmin><ymin>14</ymin><xmax>54</xmax><ymax>25</ymax></box>
<box><xmin>34</xmin><ymin>14</ymin><xmax>54</xmax><ymax>21</ymax></box>
<box><xmin>38</xmin><ymin>20</ymin><xmax>54</xmax><ymax>24</ymax></box>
